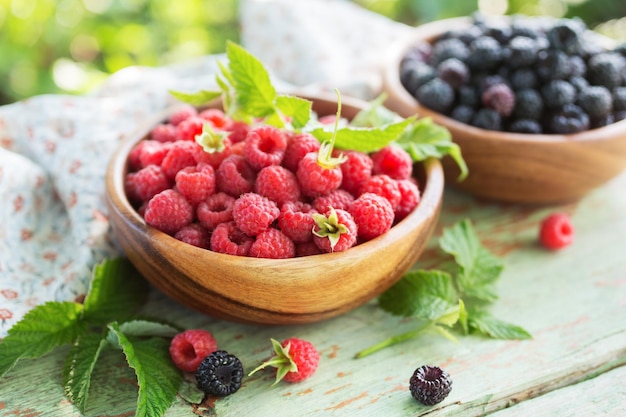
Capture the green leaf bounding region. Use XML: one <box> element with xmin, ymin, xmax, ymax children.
<box><xmin>83</xmin><ymin>258</ymin><xmax>149</xmax><ymax>325</ymax></box>
<box><xmin>349</xmin><ymin>93</ymin><xmax>401</xmax><ymax>127</ymax></box>
<box><xmin>117</xmin><ymin>320</ymin><xmax>181</xmax><ymax>338</ymax></box>
<box><xmin>440</xmin><ymin>220</ymin><xmax>504</xmax><ymax>303</ymax></box>
<box><xmin>379</xmin><ymin>270</ymin><xmax>457</xmax><ymax>320</ymax></box>
<box><xmin>169</xmin><ymin>89</ymin><xmax>221</xmax><ymax>106</ymax></box>
<box><xmin>396</xmin><ymin>117</ymin><xmax>468</xmax><ymax>180</ymax></box>
<box><xmin>0</xmin><ymin>301</ymin><xmax>84</xmax><ymax>378</ymax></box>
<box><xmin>309</xmin><ymin>118</ymin><xmax>413</xmax><ymax>154</ymax></box>
<box><xmin>468</xmin><ymin>310</ymin><xmax>532</xmax><ymax>340</ymax></box>
<box><xmin>63</xmin><ymin>332</ymin><xmax>108</xmax><ymax>413</ymax></box>
<box><xmin>226</xmin><ymin>41</ymin><xmax>277</xmax><ymax>118</ymax></box>
<box><xmin>107</xmin><ymin>323</ymin><xmax>183</xmax><ymax>417</ymax></box>
<box><xmin>275</xmin><ymin>95</ymin><xmax>312</xmax><ymax>129</ymax></box>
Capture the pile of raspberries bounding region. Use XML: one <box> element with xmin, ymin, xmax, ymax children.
<box><xmin>124</xmin><ymin>106</ymin><xmax>420</xmax><ymax>259</ymax></box>
<box><xmin>400</xmin><ymin>13</ymin><xmax>626</xmax><ymax>134</ymax></box>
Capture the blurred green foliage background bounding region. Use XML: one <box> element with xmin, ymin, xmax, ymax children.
<box><xmin>1</xmin><ymin>0</ymin><xmax>625</xmax><ymax>105</ymax></box>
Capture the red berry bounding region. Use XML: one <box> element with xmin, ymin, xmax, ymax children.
<box><xmin>174</xmin><ymin>163</ymin><xmax>216</xmax><ymax>206</ymax></box>
<box><xmin>539</xmin><ymin>212</ymin><xmax>574</xmax><ymax>250</ymax></box>
<box><xmin>175</xmin><ymin>116</ymin><xmax>206</xmax><ymax>141</ymax></box>
<box><xmin>312</xmin><ymin>189</ymin><xmax>354</xmax><ymax>214</ymax></box>
<box><xmin>297</xmin><ymin>152</ymin><xmax>343</xmax><ymax>198</ymax></box>
<box><xmin>295</xmin><ymin>242</ymin><xmax>324</xmax><ymax>257</ymax></box>
<box><xmin>210</xmin><ymin>221</ymin><xmax>254</xmax><ymax>256</ymax></box>
<box><xmin>312</xmin><ymin>208</ymin><xmax>357</xmax><ymax>253</ymax></box>
<box><xmin>278</xmin><ymin>201</ymin><xmax>317</xmax><ymax>243</ymax></box>
<box><xmin>139</xmin><ymin>141</ymin><xmax>172</xmax><ymax>168</ymax></box>
<box><xmin>395</xmin><ymin>179</ymin><xmax>421</xmax><ymax>221</ymax></box>
<box><xmin>216</xmin><ymin>155</ymin><xmax>256</xmax><ymax>197</ymax></box>
<box><xmin>371</xmin><ymin>145</ymin><xmax>413</xmax><ymax>180</ymax></box>
<box><xmin>199</xmin><ymin>108</ymin><xmax>231</xmax><ymax>130</ymax></box>
<box><xmin>249</xmin><ymin>227</ymin><xmax>296</xmax><ymax>259</ymax></box>
<box><xmin>174</xmin><ymin>223</ymin><xmax>211</xmax><ymax>249</ymax></box>
<box><xmin>197</xmin><ymin>192</ymin><xmax>235</xmax><ymax>230</ymax></box>
<box><xmin>232</xmin><ymin>192</ymin><xmax>280</xmax><ymax>237</ymax></box>
<box><xmin>359</xmin><ymin>174</ymin><xmax>402</xmax><ymax>210</ymax></box>
<box><xmin>350</xmin><ymin>192</ymin><xmax>395</xmax><ymax>240</ymax></box>
<box><xmin>192</xmin><ymin>139</ymin><xmax>232</xmax><ymax>170</ymax></box>
<box><xmin>168</xmin><ymin>105</ymin><xmax>198</xmax><ymax>126</ymax></box>
<box><xmin>282</xmin><ymin>132</ymin><xmax>321</xmax><ymax>172</ymax></box>
<box><xmin>244</xmin><ymin>125</ymin><xmax>287</xmax><ymax>170</ymax></box>
<box><xmin>127</xmin><ymin>165</ymin><xmax>171</xmax><ymax>202</ymax></box>
<box><xmin>150</xmin><ymin>123</ymin><xmax>177</xmax><ymax>142</ymax></box>
<box><xmin>161</xmin><ymin>141</ymin><xmax>198</xmax><ymax>179</ymax></box>
<box><xmin>255</xmin><ymin>165</ymin><xmax>300</xmax><ymax>205</ymax></box>
<box><xmin>340</xmin><ymin>150</ymin><xmax>373</xmax><ymax>195</ymax></box>
<box><xmin>225</xmin><ymin>120</ymin><xmax>250</xmax><ymax>143</ymax></box>
<box><xmin>144</xmin><ymin>189</ymin><xmax>194</xmax><ymax>235</ymax></box>
<box><xmin>248</xmin><ymin>338</ymin><xmax>319</xmax><ymax>384</ymax></box>
<box><xmin>169</xmin><ymin>329</ymin><xmax>218</xmax><ymax>373</ymax></box>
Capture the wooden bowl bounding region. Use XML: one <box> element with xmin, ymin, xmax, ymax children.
<box><xmin>382</xmin><ymin>17</ymin><xmax>626</xmax><ymax>205</ymax></box>
<box><xmin>105</xmin><ymin>93</ymin><xmax>444</xmax><ymax>325</ymax></box>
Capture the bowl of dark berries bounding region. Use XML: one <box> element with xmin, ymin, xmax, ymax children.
<box><xmin>105</xmin><ymin>43</ymin><xmax>445</xmax><ymax>325</ymax></box>
<box><xmin>383</xmin><ymin>13</ymin><xmax>626</xmax><ymax>204</ymax></box>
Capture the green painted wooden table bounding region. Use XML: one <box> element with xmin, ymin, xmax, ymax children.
<box><xmin>2</xmin><ymin>170</ymin><xmax>626</xmax><ymax>417</ymax></box>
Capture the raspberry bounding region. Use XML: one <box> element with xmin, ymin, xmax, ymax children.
<box><xmin>128</xmin><ymin>165</ymin><xmax>171</xmax><ymax>202</ymax></box>
<box><xmin>144</xmin><ymin>189</ymin><xmax>193</xmax><ymax>235</ymax></box>
<box><xmin>192</xmin><ymin>139</ymin><xmax>232</xmax><ymax>170</ymax></box>
<box><xmin>349</xmin><ymin>193</ymin><xmax>394</xmax><ymax>240</ymax></box>
<box><xmin>168</xmin><ymin>105</ymin><xmax>198</xmax><ymax>126</ymax></box>
<box><xmin>174</xmin><ymin>163</ymin><xmax>216</xmax><ymax>206</ymax></box>
<box><xmin>225</xmin><ymin>120</ymin><xmax>250</xmax><ymax>143</ymax></box>
<box><xmin>215</xmin><ymin>155</ymin><xmax>256</xmax><ymax>197</ymax></box>
<box><xmin>249</xmin><ymin>227</ymin><xmax>295</xmax><ymax>259</ymax></box>
<box><xmin>244</xmin><ymin>125</ymin><xmax>287</xmax><ymax>170</ymax></box>
<box><xmin>312</xmin><ymin>208</ymin><xmax>358</xmax><ymax>253</ymax></box>
<box><xmin>128</xmin><ymin>140</ymin><xmax>153</xmax><ymax>171</ymax></box>
<box><xmin>199</xmin><ymin>108</ymin><xmax>231</xmax><ymax>130</ymax></box>
<box><xmin>175</xmin><ymin>116</ymin><xmax>206</xmax><ymax>141</ymax></box>
<box><xmin>161</xmin><ymin>140</ymin><xmax>198</xmax><ymax>179</ymax></box>
<box><xmin>482</xmin><ymin>83</ymin><xmax>515</xmax><ymax>117</ymax></box>
<box><xmin>232</xmin><ymin>192</ymin><xmax>280</xmax><ymax>237</ymax></box>
<box><xmin>210</xmin><ymin>221</ymin><xmax>253</xmax><ymax>256</ymax></box>
<box><xmin>197</xmin><ymin>192</ymin><xmax>235</xmax><ymax>230</ymax></box>
<box><xmin>278</xmin><ymin>201</ymin><xmax>317</xmax><ymax>243</ymax></box>
<box><xmin>409</xmin><ymin>365</ymin><xmax>453</xmax><ymax>406</ymax></box>
<box><xmin>196</xmin><ymin>350</ymin><xmax>244</xmax><ymax>397</ymax></box>
<box><xmin>394</xmin><ymin>179</ymin><xmax>421</xmax><ymax>221</ymax></box>
<box><xmin>248</xmin><ymin>338</ymin><xmax>319</xmax><ymax>384</ymax></box>
<box><xmin>174</xmin><ymin>223</ymin><xmax>210</xmax><ymax>249</ymax></box>
<box><xmin>282</xmin><ymin>132</ymin><xmax>321</xmax><ymax>172</ymax></box>
<box><xmin>139</xmin><ymin>141</ymin><xmax>173</xmax><ymax>169</ymax></box>
<box><xmin>359</xmin><ymin>174</ymin><xmax>401</xmax><ymax>210</ymax></box>
<box><xmin>169</xmin><ymin>329</ymin><xmax>218</xmax><ymax>373</ymax></box>
<box><xmin>296</xmin><ymin>151</ymin><xmax>343</xmax><ymax>198</ymax></box>
<box><xmin>371</xmin><ymin>145</ymin><xmax>413</xmax><ymax>180</ymax></box>
<box><xmin>150</xmin><ymin>123</ymin><xmax>177</xmax><ymax>143</ymax></box>
<box><xmin>312</xmin><ymin>189</ymin><xmax>354</xmax><ymax>214</ymax></box>
<box><xmin>539</xmin><ymin>212</ymin><xmax>574</xmax><ymax>250</ymax></box>
<box><xmin>254</xmin><ymin>165</ymin><xmax>300</xmax><ymax>205</ymax></box>
<box><xmin>295</xmin><ymin>242</ymin><xmax>324</xmax><ymax>257</ymax></box>
<box><xmin>340</xmin><ymin>150</ymin><xmax>373</xmax><ymax>195</ymax></box>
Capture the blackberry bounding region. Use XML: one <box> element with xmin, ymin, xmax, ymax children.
<box><xmin>510</xmin><ymin>68</ymin><xmax>538</xmax><ymax>90</ymax></box>
<box><xmin>548</xmin><ymin>104</ymin><xmax>590</xmax><ymax>134</ymax></box>
<box><xmin>482</xmin><ymin>83</ymin><xmax>515</xmax><ymax>117</ymax></box>
<box><xmin>196</xmin><ymin>350</ymin><xmax>244</xmax><ymax>397</ymax></box>
<box><xmin>615</xmin><ymin>43</ymin><xmax>626</xmax><ymax>59</ymax></box>
<box><xmin>569</xmin><ymin>76</ymin><xmax>589</xmax><ymax>93</ymax></box>
<box><xmin>587</xmin><ymin>52</ymin><xmax>626</xmax><ymax>90</ymax></box>
<box><xmin>535</xmin><ymin>49</ymin><xmax>572</xmax><ymax>81</ymax></box>
<box><xmin>507</xmin><ymin>36</ymin><xmax>539</xmax><ymax>68</ymax></box>
<box><xmin>577</xmin><ymin>86</ymin><xmax>613</xmax><ymax>118</ymax></box>
<box><xmin>513</xmin><ymin>88</ymin><xmax>544</xmax><ymax>120</ymax></box>
<box><xmin>510</xmin><ymin>16</ymin><xmax>542</xmax><ymax>39</ymax></box>
<box><xmin>485</xmin><ymin>22</ymin><xmax>513</xmax><ymax>44</ymax></box>
<box><xmin>409</xmin><ymin>365</ymin><xmax>452</xmax><ymax>406</ymax></box>
<box><xmin>613</xmin><ymin>87</ymin><xmax>626</xmax><ymax>111</ymax></box>
<box><xmin>568</xmin><ymin>55</ymin><xmax>587</xmax><ymax>78</ymax></box>
<box><xmin>467</xmin><ymin>36</ymin><xmax>503</xmax><ymax>70</ymax></box>
<box><xmin>437</xmin><ymin>58</ymin><xmax>470</xmax><ymax>88</ymax></box>
<box><xmin>430</xmin><ymin>38</ymin><xmax>470</xmax><ymax>65</ymax></box>
<box><xmin>591</xmin><ymin>113</ymin><xmax>615</xmax><ymax>129</ymax></box>
<box><xmin>546</xmin><ymin>18</ymin><xmax>585</xmax><ymax>55</ymax></box>
<box><xmin>472</xmin><ymin>108</ymin><xmax>502</xmax><ymax>130</ymax></box>
<box><xmin>615</xmin><ymin>110</ymin><xmax>626</xmax><ymax>122</ymax></box>
<box><xmin>401</xmin><ymin>60</ymin><xmax>437</xmax><ymax>95</ymax></box>
<box><xmin>541</xmin><ymin>80</ymin><xmax>576</xmax><ymax>109</ymax></box>
<box><xmin>510</xmin><ymin>119</ymin><xmax>543</xmax><ymax>134</ymax></box>
<box><xmin>450</xmin><ymin>105</ymin><xmax>475</xmax><ymax>124</ymax></box>
<box><xmin>415</xmin><ymin>78</ymin><xmax>455</xmax><ymax>114</ymax></box>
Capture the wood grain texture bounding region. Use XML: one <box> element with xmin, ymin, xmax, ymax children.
<box><xmin>381</xmin><ymin>16</ymin><xmax>626</xmax><ymax>205</ymax></box>
<box><xmin>104</xmin><ymin>93</ymin><xmax>445</xmax><ymax>325</ymax></box>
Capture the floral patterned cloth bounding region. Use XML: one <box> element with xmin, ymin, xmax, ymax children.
<box><xmin>0</xmin><ymin>0</ymin><xmax>410</xmax><ymax>337</ymax></box>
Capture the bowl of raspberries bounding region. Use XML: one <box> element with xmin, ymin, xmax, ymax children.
<box><xmin>105</xmin><ymin>92</ymin><xmax>444</xmax><ymax>325</ymax></box>
<box><xmin>383</xmin><ymin>13</ymin><xmax>626</xmax><ymax>204</ymax></box>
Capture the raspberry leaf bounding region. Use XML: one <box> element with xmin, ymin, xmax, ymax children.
<box><xmin>107</xmin><ymin>322</ymin><xmax>183</xmax><ymax>417</ymax></box>
<box><xmin>0</xmin><ymin>301</ymin><xmax>85</xmax><ymax>378</ymax></box>
<box><xmin>349</xmin><ymin>93</ymin><xmax>400</xmax><ymax>127</ymax></box>
<box><xmin>467</xmin><ymin>309</ymin><xmax>532</xmax><ymax>340</ymax></box>
<box><xmin>275</xmin><ymin>95</ymin><xmax>312</xmax><ymax>129</ymax></box>
<box><xmin>168</xmin><ymin>90</ymin><xmax>221</xmax><ymax>106</ymax></box>
<box><xmin>117</xmin><ymin>320</ymin><xmax>182</xmax><ymax>338</ymax></box>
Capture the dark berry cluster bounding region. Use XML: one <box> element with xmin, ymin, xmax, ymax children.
<box><xmin>400</xmin><ymin>13</ymin><xmax>626</xmax><ymax>134</ymax></box>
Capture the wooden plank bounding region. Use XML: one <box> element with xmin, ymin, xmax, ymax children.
<box><xmin>1</xmin><ymin>171</ymin><xmax>625</xmax><ymax>416</ymax></box>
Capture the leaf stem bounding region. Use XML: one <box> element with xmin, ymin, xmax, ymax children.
<box><xmin>354</xmin><ymin>321</ymin><xmax>433</xmax><ymax>359</ymax></box>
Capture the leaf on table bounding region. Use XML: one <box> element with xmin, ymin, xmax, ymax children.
<box><xmin>0</xmin><ymin>301</ymin><xmax>85</xmax><ymax>378</ymax></box>
<box><xmin>107</xmin><ymin>323</ymin><xmax>183</xmax><ymax>417</ymax></box>
<box><xmin>379</xmin><ymin>270</ymin><xmax>457</xmax><ymax>320</ymax></box>
<box><xmin>439</xmin><ymin>219</ymin><xmax>504</xmax><ymax>303</ymax></box>
<box><xmin>468</xmin><ymin>309</ymin><xmax>532</xmax><ymax>340</ymax></box>
<box><xmin>82</xmin><ymin>258</ymin><xmax>149</xmax><ymax>325</ymax></box>
<box><xmin>118</xmin><ymin>320</ymin><xmax>181</xmax><ymax>338</ymax></box>
<box><xmin>63</xmin><ymin>332</ymin><xmax>109</xmax><ymax>413</ymax></box>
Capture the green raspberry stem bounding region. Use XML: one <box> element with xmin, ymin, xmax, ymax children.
<box><xmin>354</xmin><ymin>321</ymin><xmax>433</xmax><ymax>359</ymax></box>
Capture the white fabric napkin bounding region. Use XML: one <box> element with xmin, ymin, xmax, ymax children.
<box><xmin>0</xmin><ymin>0</ymin><xmax>410</xmax><ymax>336</ymax></box>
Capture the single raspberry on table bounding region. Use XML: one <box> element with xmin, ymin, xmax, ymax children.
<box><xmin>371</xmin><ymin>145</ymin><xmax>413</xmax><ymax>180</ymax></box>
<box><xmin>409</xmin><ymin>365</ymin><xmax>452</xmax><ymax>405</ymax></box>
<box><xmin>160</xmin><ymin>140</ymin><xmax>198</xmax><ymax>179</ymax></box>
<box><xmin>174</xmin><ymin>163</ymin><xmax>216</xmax><ymax>206</ymax></box>
<box><xmin>196</xmin><ymin>350</ymin><xmax>244</xmax><ymax>397</ymax></box>
<box><xmin>350</xmin><ymin>192</ymin><xmax>395</xmax><ymax>240</ymax></box>
<box><xmin>255</xmin><ymin>165</ymin><xmax>301</xmax><ymax>205</ymax></box>
<box><xmin>210</xmin><ymin>221</ymin><xmax>254</xmax><ymax>256</ymax></box>
<box><xmin>126</xmin><ymin>165</ymin><xmax>171</xmax><ymax>203</ymax></box>
<box><xmin>539</xmin><ymin>212</ymin><xmax>574</xmax><ymax>250</ymax></box>
<box><xmin>277</xmin><ymin>201</ymin><xmax>317</xmax><ymax>243</ymax></box>
<box><xmin>169</xmin><ymin>329</ymin><xmax>218</xmax><ymax>373</ymax></box>
<box><xmin>282</xmin><ymin>132</ymin><xmax>321</xmax><ymax>172</ymax></box>
<box><xmin>244</xmin><ymin>125</ymin><xmax>287</xmax><ymax>170</ymax></box>
<box><xmin>215</xmin><ymin>154</ymin><xmax>256</xmax><ymax>197</ymax></box>
<box><xmin>339</xmin><ymin>150</ymin><xmax>373</xmax><ymax>195</ymax></box>
<box><xmin>174</xmin><ymin>223</ymin><xmax>211</xmax><ymax>249</ymax></box>
<box><xmin>312</xmin><ymin>207</ymin><xmax>358</xmax><ymax>253</ymax></box>
<box><xmin>359</xmin><ymin>174</ymin><xmax>402</xmax><ymax>210</ymax></box>
<box><xmin>395</xmin><ymin>179</ymin><xmax>421</xmax><ymax>221</ymax></box>
<box><xmin>249</xmin><ymin>227</ymin><xmax>296</xmax><ymax>259</ymax></box>
<box><xmin>196</xmin><ymin>192</ymin><xmax>236</xmax><ymax>230</ymax></box>
<box><xmin>144</xmin><ymin>189</ymin><xmax>194</xmax><ymax>235</ymax></box>
<box><xmin>248</xmin><ymin>338</ymin><xmax>320</xmax><ymax>384</ymax></box>
<box><xmin>232</xmin><ymin>192</ymin><xmax>280</xmax><ymax>237</ymax></box>
<box><xmin>312</xmin><ymin>189</ymin><xmax>355</xmax><ymax>214</ymax></box>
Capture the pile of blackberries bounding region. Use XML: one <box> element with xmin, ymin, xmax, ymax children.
<box><xmin>400</xmin><ymin>13</ymin><xmax>626</xmax><ymax>134</ymax></box>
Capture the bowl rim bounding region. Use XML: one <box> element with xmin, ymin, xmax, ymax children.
<box><xmin>383</xmin><ymin>15</ymin><xmax>626</xmax><ymax>145</ymax></box>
